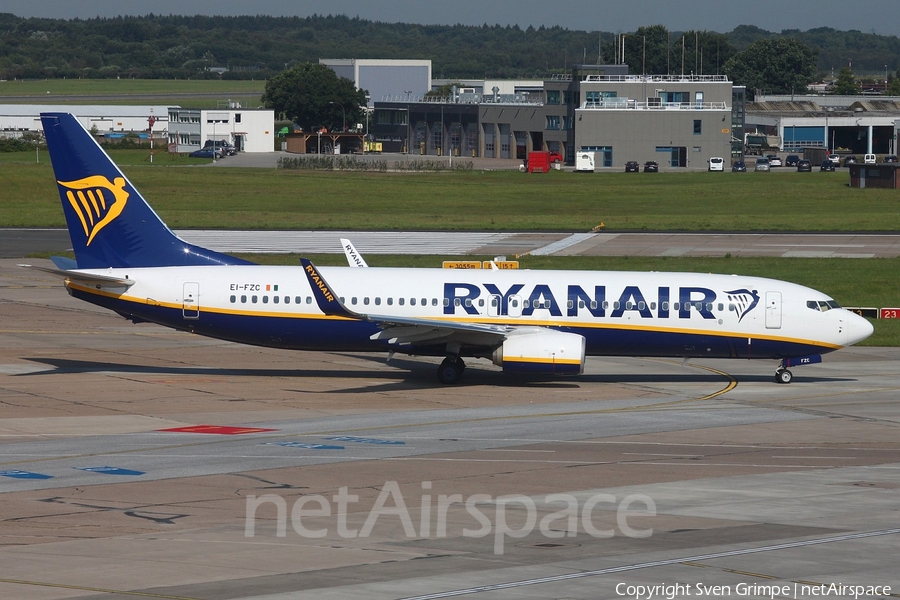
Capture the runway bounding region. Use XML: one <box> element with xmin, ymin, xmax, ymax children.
<box><xmin>4</xmin><ymin>228</ymin><xmax>900</xmax><ymax>258</ymax></box>
<box><xmin>1</xmin><ymin>260</ymin><xmax>898</xmax><ymax>599</ymax></box>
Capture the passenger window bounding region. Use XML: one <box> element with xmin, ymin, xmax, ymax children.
<box><xmin>638</xmin><ymin>301</ymin><xmax>645</xmax><ymax>310</ymax></box>
<box><xmin>364</xmin><ymin>297</ymin><xmax>370</xmax><ymax>305</ymax></box>
<box><xmin>410</xmin><ymin>298</ymin><xmax>416</xmax><ymax>306</ymax></box>
<box><xmin>614</xmin><ymin>301</ymin><xmax>621</xmax><ymax>310</ymax></box>
<box><xmin>454</xmin><ymin>298</ymin><xmax>460</xmax><ymax>307</ymax></box>
<box><xmin>230</xmin><ymin>295</ymin><xmax>236</xmax><ymax>303</ymax></box>
<box><xmin>241</xmin><ymin>295</ymin><xmax>247</xmax><ymax>303</ymax></box>
<box><xmin>464</xmin><ymin>299</ymin><xmax>472</xmax><ymax>307</ymax></box>
<box><xmin>273</xmin><ymin>296</ymin><xmax>279</xmax><ymax>304</ymax></box>
<box><xmin>262</xmin><ymin>296</ymin><xmax>268</xmax><ymax>304</ymax></box>
<box><xmin>422</xmin><ymin>298</ymin><xmax>428</xmax><ymax>306</ymax></box>
<box><xmin>662</xmin><ymin>301</ymin><xmax>669</xmax><ymax>311</ymax></box>
<box><xmin>626</xmin><ymin>301</ymin><xmax>633</xmax><ymax>310</ymax></box>
<box><xmin>306</xmin><ymin>297</ymin><xmax>312</xmax><ymax>304</ymax></box>
<box><xmin>399</xmin><ymin>298</ymin><xmax>404</xmax><ymax>306</ymax></box>
<box><xmin>443</xmin><ymin>298</ymin><xmax>450</xmax><ymax>307</ymax></box>
<box><xmin>251</xmin><ymin>295</ymin><xmax>258</xmax><ymax>303</ymax></box>
<box><xmin>352</xmin><ymin>297</ymin><xmax>358</xmax><ymax>305</ymax></box>
<box><xmin>387</xmin><ymin>298</ymin><xmax>393</xmax><ymax>305</ymax></box>
<box><xmin>285</xmin><ymin>296</ymin><xmax>290</xmax><ymax>304</ymax></box>
<box><xmin>717</xmin><ymin>303</ymin><xmax>723</xmax><ymax>311</ymax></box>
<box><xmin>295</xmin><ymin>296</ymin><xmax>302</xmax><ymax>304</ymax></box>
<box><xmin>375</xmin><ymin>297</ymin><xmax>381</xmax><ymax>305</ymax></box>
<box><xmin>602</xmin><ymin>301</ymin><xmax>609</xmax><ymax>310</ymax></box>
<box><xmin>650</xmin><ymin>302</ymin><xmax>656</xmax><ymax>310</ymax></box>
<box><xmin>510</xmin><ymin>298</ymin><xmax>519</xmax><ymax>307</ymax></box>
<box><xmin>705</xmin><ymin>303</ymin><xmax>713</xmax><ymax>311</ymax></box>
<box><xmin>590</xmin><ymin>301</ymin><xmax>597</xmax><ymax>309</ymax></box>
<box><xmin>673</xmin><ymin>302</ymin><xmax>680</xmax><ymax>310</ymax></box>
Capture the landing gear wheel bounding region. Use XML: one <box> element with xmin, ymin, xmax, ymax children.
<box><xmin>437</xmin><ymin>357</ymin><xmax>465</xmax><ymax>384</ymax></box>
<box><xmin>775</xmin><ymin>368</ymin><xmax>793</xmax><ymax>384</ymax></box>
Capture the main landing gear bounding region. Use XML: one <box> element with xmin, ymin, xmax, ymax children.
<box><xmin>438</xmin><ymin>356</ymin><xmax>466</xmax><ymax>384</ymax></box>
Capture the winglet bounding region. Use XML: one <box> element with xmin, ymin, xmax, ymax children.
<box><xmin>300</xmin><ymin>258</ymin><xmax>360</xmax><ymax>320</ymax></box>
<box><xmin>340</xmin><ymin>238</ymin><xmax>369</xmax><ymax>267</ymax></box>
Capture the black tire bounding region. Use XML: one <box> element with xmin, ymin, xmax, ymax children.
<box><xmin>437</xmin><ymin>357</ymin><xmax>462</xmax><ymax>384</ymax></box>
<box><xmin>776</xmin><ymin>369</ymin><xmax>793</xmax><ymax>384</ymax></box>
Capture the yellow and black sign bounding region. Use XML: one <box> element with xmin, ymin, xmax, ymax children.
<box><xmin>483</xmin><ymin>261</ymin><xmax>519</xmax><ymax>269</ymax></box>
<box><xmin>442</xmin><ymin>261</ymin><xmax>482</xmax><ymax>269</ymax></box>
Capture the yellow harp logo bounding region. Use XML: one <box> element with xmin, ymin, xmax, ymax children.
<box><xmin>58</xmin><ymin>176</ymin><xmax>129</xmax><ymax>246</ymax></box>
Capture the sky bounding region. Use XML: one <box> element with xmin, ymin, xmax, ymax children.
<box><xmin>4</xmin><ymin>0</ymin><xmax>900</xmax><ymax>37</ymax></box>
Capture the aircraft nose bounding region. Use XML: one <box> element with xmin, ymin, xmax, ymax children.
<box><xmin>845</xmin><ymin>311</ymin><xmax>875</xmax><ymax>346</ymax></box>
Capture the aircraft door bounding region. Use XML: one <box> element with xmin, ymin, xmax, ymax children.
<box><xmin>765</xmin><ymin>291</ymin><xmax>782</xmax><ymax>329</ymax></box>
<box><xmin>183</xmin><ymin>282</ymin><xmax>200</xmax><ymax>319</ymax></box>
<box><xmin>487</xmin><ymin>294</ymin><xmax>501</xmax><ymax>317</ymax></box>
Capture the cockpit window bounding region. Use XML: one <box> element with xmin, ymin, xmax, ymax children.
<box><xmin>808</xmin><ymin>299</ymin><xmax>843</xmax><ymax>312</ymax></box>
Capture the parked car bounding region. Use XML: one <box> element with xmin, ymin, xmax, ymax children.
<box><xmin>189</xmin><ymin>148</ymin><xmax>223</xmax><ymax>159</ymax></box>
<box><xmin>708</xmin><ymin>156</ymin><xmax>724</xmax><ymax>171</ymax></box>
<box><xmin>766</xmin><ymin>155</ymin><xmax>783</xmax><ymax>167</ymax></box>
<box><xmin>797</xmin><ymin>159</ymin><xmax>812</xmax><ymax>172</ymax></box>
<box><xmin>549</xmin><ymin>151</ymin><xmax>563</xmax><ymax>164</ymax></box>
<box><xmin>625</xmin><ymin>161</ymin><xmax>640</xmax><ymax>172</ymax></box>
<box><xmin>882</xmin><ymin>155</ymin><xmax>898</xmax><ymax>163</ymax></box>
<box><xmin>754</xmin><ymin>157</ymin><xmax>770</xmax><ymax>172</ymax></box>
<box><xmin>731</xmin><ymin>160</ymin><xmax>746</xmax><ymax>172</ymax></box>
<box><xmin>827</xmin><ymin>154</ymin><xmax>841</xmax><ymax>165</ymax></box>
<box><xmin>643</xmin><ymin>161</ymin><xmax>659</xmax><ymax>173</ymax></box>
<box><xmin>204</xmin><ymin>140</ymin><xmax>237</xmax><ymax>156</ymax></box>
<box><xmin>820</xmin><ymin>159</ymin><xmax>835</xmax><ymax>172</ymax></box>
<box><xmin>843</xmin><ymin>156</ymin><xmax>858</xmax><ymax>166</ymax></box>
<box><xmin>785</xmin><ymin>154</ymin><xmax>800</xmax><ymax>167</ymax></box>
<box><xmin>864</xmin><ymin>154</ymin><xmax>877</xmax><ymax>164</ymax></box>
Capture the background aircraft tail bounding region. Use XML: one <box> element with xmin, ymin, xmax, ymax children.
<box><xmin>41</xmin><ymin>112</ymin><xmax>253</xmax><ymax>269</ymax></box>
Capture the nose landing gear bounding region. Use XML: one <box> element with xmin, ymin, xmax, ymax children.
<box><xmin>775</xmin><ymin>367</ymin><xmax>793</xmax><ymax>384</ymax></box>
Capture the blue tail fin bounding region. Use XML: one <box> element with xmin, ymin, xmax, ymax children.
<box><xmin>41</xmin><ymin>112</ymin><xmax>254</xmax><ymax>269</ymax></box>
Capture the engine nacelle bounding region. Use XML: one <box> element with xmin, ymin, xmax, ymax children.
<box><xmin>492</xmin><ymin>329</ymin><xmax>585</xmax><ymax>376</ymax></box>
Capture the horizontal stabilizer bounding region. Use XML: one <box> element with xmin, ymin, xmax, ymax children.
<box><xmin>19</xmin><ymin>264</ymin><xmax>135</xmax><ymax>287</ymax></box>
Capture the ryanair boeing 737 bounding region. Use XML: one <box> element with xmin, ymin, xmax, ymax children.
<box><xmin>30</xmin><ymin>112</ymin><xmax>873</xmax><ymax>384</ymax></box>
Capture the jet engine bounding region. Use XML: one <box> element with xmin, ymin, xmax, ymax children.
<box><xmin>491</xmin><ymin>329</ymin><xmax>585</xmax><ymax>376</ymax></box>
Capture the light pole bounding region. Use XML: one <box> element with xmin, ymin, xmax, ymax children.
<box><xmin>329</xmin><ymin>101</ymin><xmax>346</xmax><ymax>131</ymax></box>
<box><xmin>404</xmin><ymin>90</ymin><xmax>412</xmax><ymax>155</ymax></box>
<box><xmin>364</xmin><ymin>93</ymin><xmax>370</xmax><ymax>154</ymax></box>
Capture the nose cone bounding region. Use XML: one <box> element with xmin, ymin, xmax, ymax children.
<box><xmin>845</xmin><ymin>311</ymin><xmax>875</xmax><ymax>346</ymax></box>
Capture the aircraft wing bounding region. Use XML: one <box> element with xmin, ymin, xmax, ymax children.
<box><xmin>301</xmin><ymin>258</ymin><xmax>511</xmax><ymax>347</ymax></box>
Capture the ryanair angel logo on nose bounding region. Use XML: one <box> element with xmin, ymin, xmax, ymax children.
<box><xmin>58</xmin><ymin>175</ymin><xmax>129</xmax><ymax>246</ymax></box>
<box><xmin>726</xmin><ymin>288</ymin><xmax>760</xmax><ymax>323</ymax></box>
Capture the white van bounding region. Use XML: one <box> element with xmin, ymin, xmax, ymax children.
<box><xmin>575</xmin><ymin>152</ymin><xmax>596</xmax><ymax>172</ymax></box>
<box><xmin>708</xmin><ymin>157</ymin><xmax>724</xmax><ymax>171</ymax></box>
<box><xmin>864</xmin><ymin>154</ymin><xmax>877</xmax><ymax>164</ymax></box>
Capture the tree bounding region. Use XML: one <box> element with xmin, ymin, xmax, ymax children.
<box><xmin>887</xmin><ymin>71</ymin><xmax>900</xmax><ymax>96</ymax></box>
<box><xmin>261</xmin><ymin>63</ymin><xmax>367</xmax><ymax>131</ymax></box>
<box><xmin>832</xmin><ymin>66</ymin><xmax>859</xmax><ymax>95</ymax></box>
<box><xmin>723</xmin><ymin>38</ymin><xmax>818</xmax><ymax>98</ymax></box>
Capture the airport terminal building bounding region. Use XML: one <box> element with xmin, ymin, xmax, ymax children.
<box><xmin>369</xmin><ymin>64</ymin><xmax>737</xmax><ymax>168</ymax></box>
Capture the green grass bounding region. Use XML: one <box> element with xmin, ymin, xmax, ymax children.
<box><xmin>2</xmin><ymin>152</ymin><xmax>900</xmax><ymax>231</ymax></box>
<box><xmin>0</xmin><ymin>79</ymin><xmax>264</xmax><ymax>108</ymax></box>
